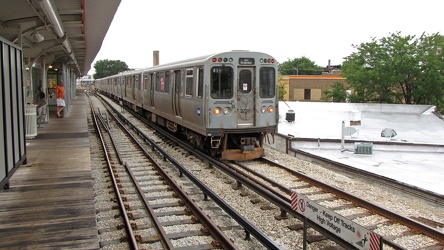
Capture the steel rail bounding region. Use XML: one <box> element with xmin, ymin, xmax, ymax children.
<box><xmin>259</xmin><ymin>157</ymin><xmax>444</xmax><ymax>247</ymax></box>
<box><xmin>99</xmin><ymin>94</ymin><xmax>238</xmax><ymax>250</ymax></box>
<box><xmin>103</xmin><ymin>109</ymin><xmax>174</xmax><ymax>249</ymax></box>
<box><xmin>87</xmin><ymin>95</ymin><xmax>139</xmax><ymax>250</ymax></box>
<box><xmin>96</xmin><ymin>93</ymin><xmax>283</xmax><ymax>250</ymax></box>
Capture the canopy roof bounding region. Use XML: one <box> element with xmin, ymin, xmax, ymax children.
<box><xmin>0</xmin><ymin>0</ymin><xmax>121</xmax><ymax>76</ymax></box>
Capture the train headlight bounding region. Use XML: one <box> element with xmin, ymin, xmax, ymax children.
<box><xmin>261</xmin><ymin>106</ymin><xmax>267</xmax><ymax>114</ymax></box>
<box><xmin>261</xmin><ymin>106</ymin><xmax>274</xmax><ymax>113</ymax></box>
<box><xmin>223</xmin><ymin>107</ymin><xmax>231</xmax><ymax>115</ymax></box>
<box><xmin>213</xmin><ymin>107</ymin><xmax>222</xmax><ymax>115</ymax></box>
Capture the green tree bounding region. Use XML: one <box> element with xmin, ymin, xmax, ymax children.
<box><xmin>342</xmin><ymin>32</ymin><xmax>444</xmax><ymax>110</ymax></box>
<box><xmin>322</xmin><ymin>81</ymin><xmax>347</xmax><ymax>102</ymax></box>
<box><xmin>278</xmin><ymin>56</ymin><xmax>323</xmax><ymax>75</ymax></box>
<box><xmin>278</xmin><ymin>75</ymin><xmax>287</xmax><ymax>101</ymax></box>
<box><xmin>93</xmin><ymin>59</ymin><xmax>129</xmax><ymax>79</ymax></box>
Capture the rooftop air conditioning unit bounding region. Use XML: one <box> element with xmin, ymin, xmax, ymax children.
<box><xmin>354</xmin><ymin>142</ymin><xmax>373</xmax><ymax>155</ymax></box>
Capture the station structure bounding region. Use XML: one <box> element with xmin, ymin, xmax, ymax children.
<box><xmin>1</xmin><ymin>0</ymin><xmax>121</xmax><ymax>188</ymax></box>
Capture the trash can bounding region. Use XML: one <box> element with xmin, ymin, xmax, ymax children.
<box><xmin>25</xmin><ymin>104</ymin><xmax>38</xmax><ymax>139</ymax></box>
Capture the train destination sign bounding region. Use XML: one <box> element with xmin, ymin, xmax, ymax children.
<box><xmin>291</xmin><ymin>192</ymin><xmax>382</xmax><ymax>250</ymax></box>
<box><xmin>239</xmin><ymin>58</ymin><xmax>254</xmax><ymax>65</ymax></box>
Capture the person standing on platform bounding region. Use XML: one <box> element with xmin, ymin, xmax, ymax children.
<box><xmin>55</xmin><ymin>80</ymin><xmax>65</xmax><ymax>118</ymax></box>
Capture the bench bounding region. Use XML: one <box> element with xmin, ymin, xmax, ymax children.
<box><xmin>37</xmin><ymin>104</ymin><xmax>47</xmax><ymax>127</ymax></box>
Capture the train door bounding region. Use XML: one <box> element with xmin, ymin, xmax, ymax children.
<box><xmin>237</xmin><ymin>67</ymin><xmax>256</xmax><ymax>126</ymax></box>
<box><xmin>173</xmin><ymin>70</ymin><xmax>182</xmax><ymax>117</ymax></box>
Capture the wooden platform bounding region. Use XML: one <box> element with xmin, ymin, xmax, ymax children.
<box><xmin>0</xmin><ymin>90</ymin><xmax>99</xmax><ymax>249</ymax></box>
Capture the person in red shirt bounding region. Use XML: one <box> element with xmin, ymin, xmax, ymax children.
<box><xmin>55</xmin><ymin>80</ymin><xmax>65</xmax><ymax>118</ymax></box>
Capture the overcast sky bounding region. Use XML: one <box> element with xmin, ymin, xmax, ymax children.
<box><xmin>87</xmin><ymin>0</ymin><xmax>444</xmax><ymax>75</ymax></box>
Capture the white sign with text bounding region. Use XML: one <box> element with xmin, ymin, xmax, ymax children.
<box><xmin>291</xmin><ymin>192</ymin><xmax>381</xmax><ymax>250</ymax></box>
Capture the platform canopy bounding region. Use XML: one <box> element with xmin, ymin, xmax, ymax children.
<box><xmin>0</xmin><ymin>0</ymin><xmax>121</xmax><ymax>76</ymax></box>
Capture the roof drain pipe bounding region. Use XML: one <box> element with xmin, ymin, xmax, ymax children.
<box><xmin>39</xmin><ymin>0</ymin><xmax>80</xmax><ymax>74</ymax></box>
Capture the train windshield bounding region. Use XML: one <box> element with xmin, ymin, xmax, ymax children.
<box><xmin>259</xmin><ymin>67</ymin><xmax>275</xmax><ymax>98</ymax></box>
<box><xmin>211</xmin><ymin>66</ymin><xmax>233</xmax><ymax>99</ymax></box>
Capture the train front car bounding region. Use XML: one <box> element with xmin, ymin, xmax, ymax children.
<box><xmin>205</xmin><ymin>51</ymin><xmax>278</xmax><ymax>161</ymax></box>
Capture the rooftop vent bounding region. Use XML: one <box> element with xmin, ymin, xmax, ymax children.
<box><xmin>354</xmin><ymin>142</ymin><xmax>373</xmax><ymax>155</ymax></box>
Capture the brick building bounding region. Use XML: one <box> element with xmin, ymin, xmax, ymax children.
<box><xmin>279</xmin><ymin>70</ymin><xmax>348</xmax><ymax>101</ymax></box>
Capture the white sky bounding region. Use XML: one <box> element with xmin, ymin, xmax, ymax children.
<box><xmin>87</xmin><ymin>0</ymin><xmax>444</xmax><ymax>75</ymax></box>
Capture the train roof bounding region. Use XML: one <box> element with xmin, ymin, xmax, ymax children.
<box><xmin>148</xmin><ymin>50</ymin><xmax>275</xmax><ymax>70</ymax></box>
<box><xmin>98</xmin><ymin>51</ymin><xmax>276</xmax><ymax>79</ymax></box>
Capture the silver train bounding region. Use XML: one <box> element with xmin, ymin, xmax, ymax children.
<box><xmin>95</xmin><ymin>51</ymin><xmax>278</xmax><ymax>160</ymax></box>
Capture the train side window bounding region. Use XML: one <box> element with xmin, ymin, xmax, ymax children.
<box><xmin>196</xmin><ymin>67</ymin><xmax>203</xmax><ymax>99</ymax></box>
<box><xmin>211</xmin><ymin>66</ymin><xmax>233</xmax><ymax>99</ymax></box>
<box><xmin>164</xmin><ymin>71</ymin><xmax>170</xmax><ymax>94</ymax></box>
<box><xmin>185</xmin><ymin>68</ymin><xmax>193</xmax><ymax>97</ymax></box>
<box><xmin>143</xmin><ymin>73</ymin><xmax>149</xmax><ymax>90</ymax></box>
<box><xmin>135</xmin><ymin>75</ymin><xmax>141</xmax><ymax>90</ymax></box>
<box><xmin>174</xmin><ymin>70</ymin><xmax>182</xmax><ymax>96</ymax></box>
<box><xmin>259</xmin><ymin>67</ymin><xmax>276</xmax><ymax>98</ymax></box>
<box><xmin>159</xmin><ymin>71</ymin><xmax>165</xmax><ymax>92</ymax></box>
<box><xmin>155</xmin><ymin>72</ymin><xmax>160</xmax><ymax>92</ymax></box>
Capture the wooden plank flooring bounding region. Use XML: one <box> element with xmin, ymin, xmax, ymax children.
<box><xmin>0</xmin><ymin>92</ymin><xmax>99</xmax><ymax>249</ymax></box>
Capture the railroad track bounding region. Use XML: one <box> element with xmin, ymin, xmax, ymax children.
<box><xmin>88</xmin><ymin>94</ymin><xmax>238</xmax><ymax>249</ymax></box>
<box><xmin>94</xmin><ymin>92</ymin><xmax>444</xmax><ymax>249</ymax></box>
<box><xmin>290</xmin><ymin>148</ymin><xmax>444</xmax><ymax>206</ymax></box>
<box><xmin>224</xmin><ymin>158</ymin><xmax>444</xmax><ymax>249</ymax></box>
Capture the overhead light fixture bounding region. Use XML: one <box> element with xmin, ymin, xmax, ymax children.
<box><xmin>32</xmin><ymin>31</ymin><xmax>44</xmax><ymax>43</ymax></box>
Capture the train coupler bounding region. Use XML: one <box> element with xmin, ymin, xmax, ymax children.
<box><xmin>211</xmin><ymin>136</ymin><xmax>221</xmax><ymax>148</ymax></box>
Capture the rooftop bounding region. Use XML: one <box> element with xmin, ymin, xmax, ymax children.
<box><xmin>277</xmin><ymin>101</ymin><xmax>444</xmax><ymax>195</ymax></box>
